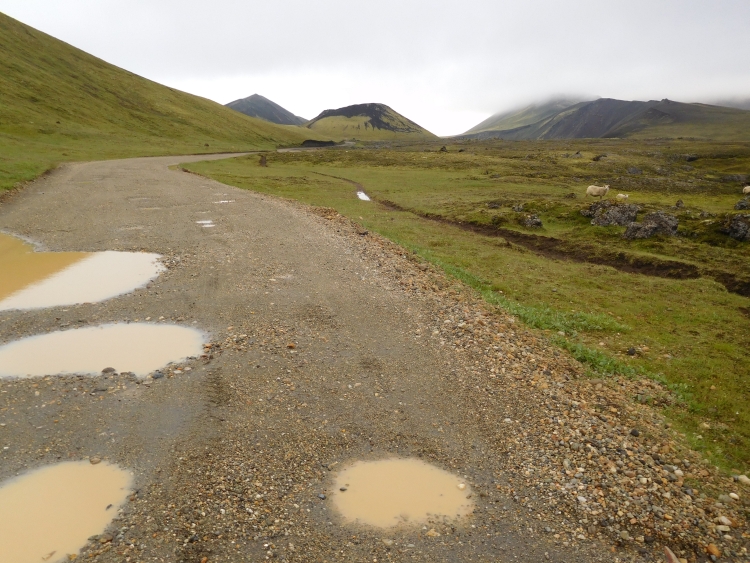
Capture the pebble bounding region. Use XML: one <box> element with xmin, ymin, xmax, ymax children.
<box><xmin>737</xmin><ymin>475</ymin><xmax>750</xmax><ymax>485</ymax></box>
<box><xmin>89</xmin><ymin>456</ymin><xmax>101</xmax><ymax>465</ymax></box>
<box><xmin>317</xmin><ymin>494</ymin><xmax>326</xmax><ymax>500</ymax></box>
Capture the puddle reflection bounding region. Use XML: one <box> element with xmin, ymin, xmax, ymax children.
<box><xmin>0</xmin><ymin>234</ymin><xmax>164</xmax><ymax>311</ymax></box>
<box><xmin>0</xmin><ymin>461</ymin><xmax>131</xmax><ymax>563</ymax></box>
<box><xmin>332</xmin><ymin>458</ymin><xmax>473</xmax><ymax>528</ymax></box>
<box><xmin>0</xmin><ymin>233</ymin><xmax>87</xmax><ymax>303</ymax></box>
<box><xmin>0</xmin><ymin>323</ymin><xmax>205</xmax><ymax>378</ymax></box>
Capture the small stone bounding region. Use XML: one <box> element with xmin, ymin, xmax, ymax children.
<box><xmin>382</xmin><ymin>539</ymin><xmax>394</xmax><ymax>546</ymax></box>
<box><xmin>729</xmin><ymin>492</ymin><xmax>739</xmax><ymax>500</ymax></box>
<box><xmin>718</xmin><ymin>516</ymin><xmax>732</xmax><ymax>526</ymax></box>
<box><xmin>457</xmin><ymin>483</ymin><xmax>466</xmax><ymax>491</ymax></box>
<box><xmin>738</xmin><ymin>475</ymin><xmax>750</xmax><ymax>485</ymax></box>
<box><xmin>577</xmin><ymin>496</ymin><xmax>587</xmax><ymax>504</ymax></box>
<box><xmin>317</xmin><ymin>494</ymin><xmax>326</xmax><ymax>500</ymax></box>
<box><xmin>620</xmin><ymin>530</ymin><xmax>631</xmax><ymax>541</ymax></box>
<box><xmin>627</xmin><ymin>347</ymin><xmax>636</xmax><ymax>356</ymax></box>
<box><xmin>89</xmin><ymin>457</ymin><xmax>101</xmax><ymax>465</ymax></box>
<box><xmin>339</xmin><ymin>487</ymin><xmax>347</xmax><ymax>492</ymax></box>
<box><xmin>706</xmin><ymin>544</ymin><xmax>721</xmax><ymax>557</ymax></box>
<box><xmin>425</xmin><ymin>529</ymin><xmax>440</xmax><ymax>538</ymax></box>
<box><xmin>101</xmin><ymin>367</ymin><xmax>115</xmax><ymax>374</ymax></box>
<box><xmin>630</xmin><ymin>429</ymin><xmax>640</xmax><ymax>437</ymax></box>
<box><xmin>152</xmin><ymin>371</ymin><xmax>164</xmax><ymax>379</ymax></box>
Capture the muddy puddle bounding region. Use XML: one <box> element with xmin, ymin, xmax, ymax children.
<box><xmin>0</xmin><ymin>461</ymin><xmax>130</xmax><ymax>563</ymax></box>
<box><xmin>0</xmin><ymin>233</ymin><xmax>164</xmax><ymax>311</ymax></box>
<box><xmin>332</xmin><ymin>458</ymin><xmax>473</xmax><ymax>528</ymax></box>
<box><xmin>0</xmin><ymin>323</ymin><xmax>205</xmax><ymax>379</ymax></box>
<box><xmin>0</xmin><ymin>232</ymin><xmax>88</xmax><ymax>302</ymax></box>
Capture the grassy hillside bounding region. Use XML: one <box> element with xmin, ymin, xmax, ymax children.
<box><xmin>464</xmin><ymin>98</ymin><xmax>581</xmax><ymax>134</ymax></box>
<box><xmin>183</xmin><ymin>138</ymin><xmax>750</xmax><ymax>471</ymax></box>
<box><xmin>306</xmin><ymin>103</ymin><xmax>436</xmax><ymax>141</ymax></box>
<box><xmin>0</xmin><ymin>12</ymin><xmax>319</xmax><ymax>191</ymax></box>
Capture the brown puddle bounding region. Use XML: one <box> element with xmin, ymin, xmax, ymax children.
<box><xmin>332</xmin><ymin>458</ymin><xmax>473</xmax><ymax>528</ymax></box>
<box><xmin>0</xmin><ymin>232</ymin><xmax>88</xmax><ymax>301</ymax></box>
<box><xmin>0</xmin><ymin>323</ymin><xmax>205</xmax><ymax>378</ymax></box>
<box><xmin>0</xmin><ymin>461</ymin><xmax>131</xmax><ymax>563</ymax></box>
<box><xmin>0</xmin><ymin>233</ymin><xmax>164</xmax><ymax>311</ymax></box>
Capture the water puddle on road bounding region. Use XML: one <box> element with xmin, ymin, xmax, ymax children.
<box><xmin>0</xmin><ymin>233</ymin><xmax>164</xmax><ymax>311</ymax></box>
<box><xmin>0</xmin><ymin>461</ymin><xmax>131</xmax><ymax>563</ymax></box>
<box><xmin>332</xmin><ymin>458</ymin><xmax>473</xmax><ymax>528</ymax></box>
<box><xmin>0</xmin><ymin>233</ymin><xmax>88</xmax><ymax>303</ymax></box>
<box><xmin>0</xmin><ymin>323</ymin><xmax>205</xmax><ymax>379</ymax></box>
<box><xmin>357</xmin><ymin>191</ymin><xmax>371</xmax><ymax>201</ymax></box>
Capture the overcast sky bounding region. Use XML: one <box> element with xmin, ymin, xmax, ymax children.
<box><xmin>2</xmin><ymin>0</ymin><xmax>749</xmax><ymax>136</ymax></box>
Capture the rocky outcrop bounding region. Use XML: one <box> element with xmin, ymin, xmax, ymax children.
<box><xmin>520</xmin><ymin>214</ymin><xmax>543</xmax><ymax>228</ymax></box>
<box><xmin>734</xmin><ymin>197</ymin><xmax>750</xmax><ymax>211</ymax></box>
<box><xmin>721</xmin><ymin>214</ymin><xmax>750</xmax><ymax>241</ymax></box>
<box><xmin>623</xmin><ymin>211</ymin><xmax>678</xmax><ymax>239</ymax></box>
<box><xmin>581</xmin><ymin>200</ymin><xmax>640</xmax><ymax>227</ymax></box>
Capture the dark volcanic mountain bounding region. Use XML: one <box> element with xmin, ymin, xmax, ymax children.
<box><xmin>461</xmin><ymin>98</ymin><xmax>750</xmax><ymax>141</ymax></box>
<box><xmin>226</xmin><ymin>94</ymin><xmax>306</xmax><ymax>126</ymax></box>
<box><xmin>305</xmin><ymin>103</ymin><xmax>436</xmax><ymax>140</ymax></box>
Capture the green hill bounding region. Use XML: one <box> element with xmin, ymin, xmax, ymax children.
<box><xmin>226</xmin><ymin>94</ymin><xmax>307</xmax><ymax>126</ymax></box>
<box><xmin>464</xmin><ymin>98</ymin><xmax>581</xmax><ymax>134</ymax></box>
<box><xmin>0</xmin><ymin>12</ymin><xmax>320</xmax><ymax>191</ymax></box>
<box><xmin>460</xmin><ymin>98</ymin><xmax>750</xmax><ymax>141</ymax></box>
<box><xmin>306</xmin><ymin>103</ymin><xmax>436</xmax><ymax>141</ymax></box>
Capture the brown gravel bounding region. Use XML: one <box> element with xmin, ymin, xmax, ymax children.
<box><xmin>0</xmin><ymin>155</ymin><xmax>748</xmax><ymax>563</ymax></box>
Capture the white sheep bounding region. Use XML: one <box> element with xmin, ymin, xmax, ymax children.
<box><xmin>743</xmin><ymin>185</ymin><xmax>750</xmax><ymax>194</ymax></box>
<box><xmin>586</xmin><ymin>184</ymin><xmax>610</xmax><ymax>198</ymax></box>
<box><xmin>616</xmin><ymin>193</ymin><xmax>629</xmax><ymax>201</ymax></box>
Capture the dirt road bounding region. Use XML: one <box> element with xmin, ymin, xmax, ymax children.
<box><xmin>0</xmin><ymin>155</ymin><xmax>736</xmax><ymax>562</ymax></box>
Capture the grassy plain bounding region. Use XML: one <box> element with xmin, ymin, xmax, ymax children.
<box><xmin>184</xmin><ymin>138</ymin><xmax>750</xmax><ymax>471</ymax></box>
<box><xmin>0</xmin><ymin>13</ymin><xmax>318</xmax><ymax>192</ymax></box>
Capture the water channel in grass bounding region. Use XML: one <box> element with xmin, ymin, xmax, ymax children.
<box><xmin>332</xmin><ymin>458</ymin><xmax>473</xmax><ymax>528</ymax></box>
<box><xmin>0</xmin><ymin>461</ymin><xmax>131</xmax><ymax>563</ymax></box>
<box><xmin>0</xmin><ymin>323</ymin><xmax>205</xmax><ymax>379</ymax></box>
<box><xmin>0</xmin><ymin>233</ymin><xmax>164</xmax><ymax>311</ymax></box>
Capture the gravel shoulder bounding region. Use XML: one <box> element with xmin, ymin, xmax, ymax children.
<box><xmin>0</xmin><ymin>155</ymin><xmax>747</xmax><ymax>563</ymax></box>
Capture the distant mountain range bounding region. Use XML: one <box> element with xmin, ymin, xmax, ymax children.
<box><xmin>225</xmin><ymin>94</ymin><xmax>307</xmax><ymax>126</ymax></box>
<box><xmin>461</xmin><ymin>98</ymin><xmax>750</xmax><ymax>141</ymax></box>
<box><xmin>305</xmin><ymin>103</ymin><xmax>436</xmax><ymax>140</ymax></box>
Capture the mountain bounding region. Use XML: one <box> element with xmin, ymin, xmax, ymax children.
<box><xmin>225</xmin><ymin>94</ymin><xmax>307</xmax><ymax>126</ymax></box>
<box><xmin>460</xmin><ymin>98</ymin><xmax>750</xmax><ymax>141</ymax></box>
<box><xmin>465</xmin><ymin>98</ymin><xmax>581</xmax><ymax>135</ymax></box>
<box><xmin>305</xmin><ymin>103</ymin><xmax>437</xmax><ymax>140</ymax></box>
<box><xmin>0</xmin><ymin>13</ymin><xmax>321</xmax><ymax>191</ymax></box>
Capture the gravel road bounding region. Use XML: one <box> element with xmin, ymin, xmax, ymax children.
<box><xmin>0</xmin><ymin>155</ymin><xmax>746</xmax><ymax>563</ymax></box>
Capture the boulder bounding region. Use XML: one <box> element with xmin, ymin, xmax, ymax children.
<box><xmin>721</xmin><ymin>214</ymin><xmax>750</xmax><ymax>241</ymax></box>
<box><xmin>623</xmin><ymin>211</ymin><xmax>678</xmax><ymax>239</ymax></box>
<box><xmin>521</xmin><ymin>214</ymin><xmax>543</xmax><ymax>228</ymax></box>
<box><xmin>734</xmin><ymin>197</ymin><xmax>750</xmax><ymax>211</ymax></box>
<box><xmin>581</xmin><ymin>200</ymin><xmax>640</xmax><ymax>227</ymax></box>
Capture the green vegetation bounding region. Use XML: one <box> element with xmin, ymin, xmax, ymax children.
<box><xmin>184</xmin><ymin>138</ymin><xmax>750</xmax><ymax>471</ymax></box>
<box><xmin>0</xmin><ymin>13</ymin><xmax>319</xmax><ymax>192</ymax></box>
